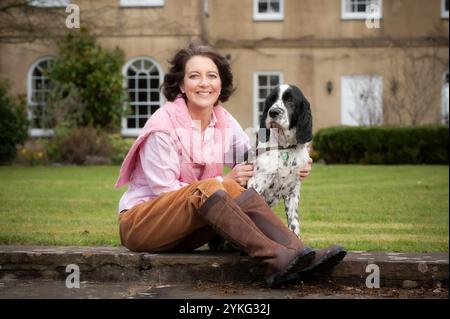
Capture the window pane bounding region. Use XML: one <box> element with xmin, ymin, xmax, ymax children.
<box><xmin>150</xmin><ymin>91</ymin><xmax>159</xmax><ymax>102</ymax></box>
<box><xmin>138</xmin><ymin>76</ymin><xmax>147</xmax><ymax>89</ymax></box>
<box><xmin>128</xmin><ymin>68</ymin><xmax>136</xmax><ymax>76</ymax></box>
<box><xmin>43</xmin><ymin>90</ymin><xmax>50</xmax><ymax>101</ymax></box>
<box><xmin>150</xmin><ymin>68</ymin><xmax>159</xmax><ymax>76</ymax></box>
<box><xmin>139</xmin><ymin>117</ymin><xmax>147</xmax><ymax>128</ymax></box>
<box><xmin>143</xmin><ymin>60</ymin><xmax>152</xmax><ymax>70</ymax></box>
<box><xmin>127</xmin><ymin>117</ymin><xmax>136</xmax><ymax>128</ymax></box>
<box><xmin>34</xmin><ymin>104</ymin><xmax>45</xmax><ymax>128</ymax></box>
<box><xmin>32</xmin><ymin>91</ymin><xmax>38</xmax><ymax>102</ymax></box>
<box><xmin>270</xmin><ymin>76</ymin><xmax>279</xmax><ymax>86</ymax></box>
<box><xmin>36</xmin><ymin>91</ymin><xmax>44</xmax><ymax>103</ymax></box>
<box><xmin>151</xmin><ymin>105</ymin><xmax>160</xmax><ymax>114</ymax></box>
<box><xmin>128</xmin><ymin>78</ymin><xmax>135</xmax><ymax>89</ymax></box>
<box><xmin>138</xmin><ymin>91</ymin><xmax>147</xmax><ymax>102</ymax></box>
<box><xmin>259</xmin><ymin>102</ymin><xmax>265</xmax><ymax>112</ymax></box>
<box><xmin>258</xmin><ymin>75</ymin><xmax>267</xmax><ymax>86</ymax></box>
<box><xmin>138</xmin><ymin>105</ymin><xmax>148</xmax><ymax>115</ymax></box>
<box><xmin>258</xmin><ymin>1</ymin><xmax>268</xmax><ymax>13</ymax></box>
<box><xmin>150</xmin><ymin>78</ymin><xmax>159</xmax><ymax>88</ymax></box>
<box><xmin>269</xmin><ymin>0</ymin><xmax>280</xmax><ymax>13</ymax></box>
<box><xmin>357</xmin><ymin>3</ymin><xmax>366</xmax><ymax>12</ymax></box>
<box><xmin>33</xmin><ymin>67</ymin><xmax>43</xmax><ymax>77</ymax></box>
<box><xmin>259</xmin><ymin>89</ymin><xmax>267</xmax><ymax>98</ymax></box>
<box><xmin>129</xmin><ymin>91</ymin><xmax>136</xmax><ymax>101</ymax></box>
<box><xmin>348</xmin><ymin>0</ymin><xmax>369</xmax><ymax>13</ymax></box>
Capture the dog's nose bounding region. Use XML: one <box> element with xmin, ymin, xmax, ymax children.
<box><xmin>269</xmin><ymin>108</ymin><xmax>282</xmax><ymax>118</ymax></box>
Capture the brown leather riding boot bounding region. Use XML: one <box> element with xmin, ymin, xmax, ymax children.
<box><xmin>198</xmin><ymin>190</ymin><xmax>315</xmax><ymax>288</ymax></box>
<box><xmin>234</xmin><ymin>188</ymin><xmax>347</xmax><ymax>276</ymax></box>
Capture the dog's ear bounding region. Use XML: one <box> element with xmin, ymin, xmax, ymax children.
<box><xmin>296</xmin><ymin>98</ymin><xmax>313</xmax><ymax>144</ymax></box>
<box><xmin>258</xmin><ymin>87</ymin><xmax>278</xmax><ymax>144</ymax></box>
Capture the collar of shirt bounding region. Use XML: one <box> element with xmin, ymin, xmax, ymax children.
<box><xmin>190</xmin><ymin>111</ymin><xmax>217</xmax><ymax>142</ymax></box>
<box><xmin>189</xmin><ymin>110</ymin><xmax>217</xmax><ymax>128</ymax></box>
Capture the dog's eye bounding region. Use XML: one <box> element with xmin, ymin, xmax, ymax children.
<box><xmin>285</xmin><ymin>97</ymin><xmax>294</xmax><ymax>104</ymax></box>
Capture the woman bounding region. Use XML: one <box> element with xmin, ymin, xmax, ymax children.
<box><xmin>115</xmin><ymin>43</ymin><xmax>346</xmax><ymax>288</ymax></box>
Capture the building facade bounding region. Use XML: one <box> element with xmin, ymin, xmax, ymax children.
<box><xmin>0</xmin><ymin>0</ymin><xmax>448</xmax><ymax>137</ymax></box>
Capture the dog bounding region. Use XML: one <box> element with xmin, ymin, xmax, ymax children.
<box><xmin>208</xmin><ymin>84</ymin><xmax>312</xmax><ymax>251</ymax></box>
<box><xmin>246</xmin><ymin>84</ymin><xmax>313</xmax><ymax>237</ymax></box>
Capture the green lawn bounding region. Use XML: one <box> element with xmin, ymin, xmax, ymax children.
<box><xmin>0</xmin><ymin>165</ymin><xmax>448</xmax><ymax>252</ymax></box>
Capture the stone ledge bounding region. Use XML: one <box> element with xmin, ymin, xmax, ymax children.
<box><xmin>0</xmin><ymin>245</ymin><xmax>447</xmax><ymax>288</ymax></box>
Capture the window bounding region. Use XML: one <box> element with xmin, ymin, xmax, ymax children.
<box><xmin>204</xmin><ymin>0</ymin><xmax>209</xmax><ymax>17</ymax></box>
<box><xmin>341</xmin><ymin>0</ymin><xmax>382</xmax><ymax>20</ymax></box>
<box><xmin>442</xmin><ymin>71</ymin><xmax>449</xmax><ymax>124</ymax></box>
<box><xmin>253</xmin><ymin>72</ymin><xmax>283</xmax><ymax>129</ymax></box>
<box><xmin>27</xmin><ymin>57</ymin><xmax>54</xmax><ymax>137</ymax></box>
<box><xmin>28</xmin><ymin>0</ymin><xmax>70</xmax><ymax>7</ymax></box>
<box><xmin>253</xmin><ymin>0</ymin><xmax>284</xmax><ymax>21</ymax></box>
<box><xmin>341</xmin><ymin>75</ymin><xmax>383</xmax><ymax>126</ymax></box>
<box><xmin>120</xmin><ymin>0</ymin><xmax>164</xmax><ymax>7</ymax></box>
<box><xmin>122</xmin><ymin>57</ymin><xmax>164</xmax><ymax>136</ymax></box>
<box><xmin>442</xmin><ymin>0</ymin><xmax>449</xmax><ymax>19</ymax></box>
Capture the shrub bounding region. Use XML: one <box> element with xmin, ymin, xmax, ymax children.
<box><xmin>44</xmin><ymin>82</ymin><xmax>86</xmax><ymax>130</ymax></box>
<box><xmin>0</xmin><ymin>81</ymin><xmax>29</xmax><ymax>165</ymax></box>
<box><xmin>313</xmin><ymin>125</ymin><xmax>449</xmax><ymax>164</ymax></box>
<box><xmin>47</xmin><ymin>28</ymin><xmax>125</xmax><ymax>130</ymax></box>
<box><xmin>108</xmin><ymin>134</ymin><xmax>134</xmax><ymax>165</ymax></box>
<box><xmin>47</xmin><ymin>126</ymin><xmax>113</xmax><ymax>165</ymax></box>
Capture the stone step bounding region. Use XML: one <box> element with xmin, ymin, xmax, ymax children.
<box><xmin>0</xmin><ymin>245</ymin><xmax>448</xmax><ymax>288</ymax></box>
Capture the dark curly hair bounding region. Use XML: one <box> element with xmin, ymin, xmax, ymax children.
<box><xmin>162</xmin><ymin>43</ymin><xmax>235</xmax><ymax>104</ymax></box>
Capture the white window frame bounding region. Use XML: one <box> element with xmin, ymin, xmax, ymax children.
<box><xmin>341</xmin><ymin>0</ymin><xmax>382</xmax><ymax>20</ymax></box>
<box><xmin>341</xmin><ymin>74</ymin><xmax>383</xmax><ymax>126</ymax></box>
<box><xmin>204</xmin><ymin>0</ymin><xmax>209</xmax><ymax>17</ymax></box>
<box><xmin>27</xmin><ymin>0</ymin><xmax>70</xmax><ymax>7</ymax></box>
<box><xmin>27</xmin><ymin>56</ymin><xmax>55</xmax><ymax>137</ymax></box>
<box><xmin>253</xmin><ymin>71</ymin><xmax>284</xmax><ymax>130</ymax></box>
<box><xmin>121</xmin><ymin>56</ymin><xmax>165</xmax><ymax>137</ymax></box>
<box><xmin>120</xmin><ymin>0</ymin><xmax>164</xmax><ymax>7</ymax></box>
<box><xmin>253</xmin><ymin>0</ymin><xmax>284</xmax><ymax>21</ymax></box>
<box><xmin>442</xmin><ymin>71</ymin><xmax>449</xmax><ymax>125</ymax></box>
<box><xmin>442</xmin><ymin>0</ymin><xmax>449</xmax><ymax>19</ymax></box>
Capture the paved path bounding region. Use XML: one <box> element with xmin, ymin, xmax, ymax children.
<box><xmin>0</xmin><ymin>278</ymin><xmax>447</xmax><ymax>299</ymax></box>
<box><xmin>0</xmin><ymin>245</ymin><xmax>448</xmax><ymax>299</ymax></box>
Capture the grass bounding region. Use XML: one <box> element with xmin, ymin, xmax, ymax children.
<box><xmin>0</xmin><ymin>166</ymin><xmax>121</xmax><ymax>246</ymax></box>
<box><xmin>0</xmin><ymin>165</ymin><xmax>448</xmax><ymax>252</ymax></box>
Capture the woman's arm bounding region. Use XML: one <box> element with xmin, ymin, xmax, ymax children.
<box><xmin>140</xmin><ymin>132</ymin><xmax>189</xmax><ymax>196</ymax></box>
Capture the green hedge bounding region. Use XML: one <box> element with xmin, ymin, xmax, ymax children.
<box><xmin>313</xmin><ymin>125</ymin><xmax>449</xmax><ymax>164</ymax></box>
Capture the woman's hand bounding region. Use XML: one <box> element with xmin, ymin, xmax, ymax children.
<box><xmin>299</xmin><ymin>157</ymin><xmax>313</xmax><ymax>182</ymax></box>
<box><xmin>224</xmin><ymin>163</ymin><xmax>254</xmax><ymax>187</ymax></box>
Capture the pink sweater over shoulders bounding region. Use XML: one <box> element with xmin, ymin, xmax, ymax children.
<box><xmin>116</xmin><ymin>97</ymin><xmax>250</xmax><ymax>213</ymax></box>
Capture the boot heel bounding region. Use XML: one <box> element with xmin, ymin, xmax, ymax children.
<box><xmin>266</xmin><ymin>247</ymin><xmax>315</xmax><ymax>288</ymax></box>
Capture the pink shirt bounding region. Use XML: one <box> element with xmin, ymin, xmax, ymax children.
<box><xmin>118</xmin><ymin>112</ymin><xmax>250</xmax><ymax>213</ymax></box>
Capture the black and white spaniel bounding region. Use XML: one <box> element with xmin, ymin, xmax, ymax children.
<box><xmin>247</xmin><ymin>84</ymin><xmax>313</xmax><ymax>237</ymax></box>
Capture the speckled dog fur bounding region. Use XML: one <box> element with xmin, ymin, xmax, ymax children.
<box><xmin>247</xmin><ymin>84</ymin><xmax>313</xmax><ymax>237</ymax></box>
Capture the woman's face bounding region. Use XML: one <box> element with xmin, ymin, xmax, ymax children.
<box><xmin>180</xmin><ymin>55</ymin><xmax>222</xmax><ymax>110</ymax></box>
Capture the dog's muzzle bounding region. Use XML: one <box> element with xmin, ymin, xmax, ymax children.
<box><xmin>268</xmin><ymin>107</ymin><xmax>283</xmax><ymax>119</ymax></box>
